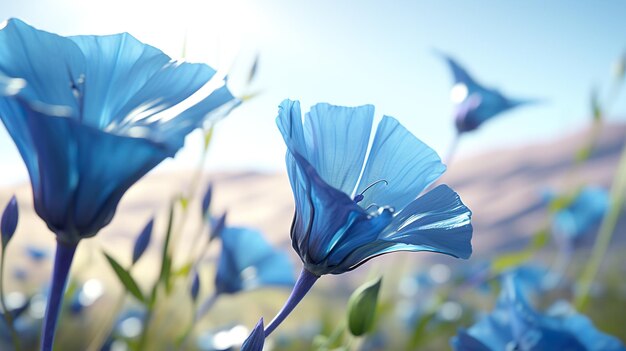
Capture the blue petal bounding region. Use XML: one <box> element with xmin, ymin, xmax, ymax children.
<box><xmin>356</xmin><ymin>116</ymin><xmax>446</xmax><ymax>211</ymax></box>
<box><xmin>0</xmin><ymin>19</ymin><xmax>85</xmax><ymax>112</ymax></box>
<box><xmin>70</xmin><ymin>33</ymin><xmax>237</xmax><ymax>151</ymax></box>
<box><xmin>216</xmin><ymin>226</ymin><xmax>294</xmax><ymax>294</ymax></box>
<box><xmin>68</xmin><ymin>33</ymin><xmax>170</xmax><ymax>129</ymax></box>
<box><xmin>132</xmin><ymin>218</ymin><xmax>154</xmax><ymax>264</ymax></box>
<box><xmin>285</xmin><ymin>151</ymin><xmax>391</xmax><ymax>275</ymax></box>
<box><xmin>302</xmin><ymin>103</ymin><xmax>373</xmax><ymax>194</ymax></box>
<box><xmin>22</xmin><ymin>110</ymin><xmax>168</xmax><ymax>241</ymax></box>
<box><xmin>70</xmin><ymin>122</ymin><xmax>168</xmax><ymax>239</ymax></box>
<box><xmin>383</xmin><ymin>185</ymin><xmax>473</xmax><ymax>259</ymax></box>
<box><xmin>241</xmin><ymin>318</ymin><xmax>264</xmax><ymax>351</ymax></box>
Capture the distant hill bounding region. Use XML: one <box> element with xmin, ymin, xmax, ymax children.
<box><xmin>0</xmin><ymin>123</ymin><xmax>624</xmax><ymax>269</ymax></box>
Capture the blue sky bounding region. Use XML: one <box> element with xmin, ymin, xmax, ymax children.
<box><xmin>0</xmin><ymin>0</ymin><xmax>625</xmax><ymax>185</ymax></box>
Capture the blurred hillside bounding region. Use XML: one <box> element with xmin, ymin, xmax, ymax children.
<box><xmin>0</xmin><ymin>122</ymin><xmax>624</xmax><ymax>275</ymax></box>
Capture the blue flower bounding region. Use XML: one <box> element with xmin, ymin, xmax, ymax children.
<box><xmin>196</xmin><ymin>225</ymin><xmax>295</xmax><ymax>319</ymax></box>
<box><xmin>439</xmin><ymin>53</ymin><xmax>536</xmax><ymax>134</ymax></box>
<box><xmin>0</xmin><ymin>19</ymin><xmax>238</xmax><ymax>350</ymax></box>
<box><xmin>278</xmin><ymin>100</ymin><xmax>472</xmax><ymax>276</ymax></box>
<box><xmin>241</xmin><ymin>318</ymin><xmax>265</xmax><ymax>351</ymax></box>
<box><xmin>0</xmin><ymin>19</ymin><xmax>238</xmax><ymax>245</ymax></box>
<box><xmin>263</xmin><ymin>100</ymin><xmax>473</xmax><ymax>336</ymax></box>
<box><xmin>451</xmin><ymin>274</ymin><xmax>626</xmax><ymax>351</ymax></box>
<box><xmin>550</xmin><ymin>186</ymin><xmax>609</xmax><ymax>243</ymax></box>
<box><xmin>215</xmin><ymin>226</ymin><xmax>295</xmax><ymax>294</ymax></box>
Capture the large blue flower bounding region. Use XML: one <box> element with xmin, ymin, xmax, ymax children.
<box><xmin>263</xmin><ymin>100</ymin><xmax>473</xmax><ymax>336</ymax></box>
<box><xmin>451</xmin><ymin>274</ymin><xmax>625</xmax><ymax>351</ymax></box>
<box><xmin>278</xmin><ymin>99</ymin><xmax>472</xmax><ymax>276</ymax></box>
<box><xmin>0</xmin><ymin>19</ymin><xmax>238</xmax><ymax>350</ymax></box>
<box><xmin>440</xmin><ymin>53</ymin><xmax>536</xmax><ymax>134</ymax></box>
<box><xmin>0</xmin><ymin>19</ymin><xmax>238</xmax><ymax>244</ymax></box>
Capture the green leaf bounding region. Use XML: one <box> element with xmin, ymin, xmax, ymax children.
<box><xmin>347</xmin><ymin>277</ymin><xmax>382</xmax><ymax>336</ymax></box>
<box><xmin>103</xmin><ymin>252</ymin><xmax>145</xmax><ymax>303</ymax></box>
<box><xmin>407</xmin><ymin>310</ymin><xmax>437</xmax><ymax>349</ymax></box>
<box><xmin>159</xmin><ymin>202</ymin><xmax>175</xmax><ymax>293</ymax></box>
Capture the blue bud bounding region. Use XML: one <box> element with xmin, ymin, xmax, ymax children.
<box><xmin>191</xmin><ymin>271</ymin><xmax>201</xmax><ymax>301</ymax></box>
<box><xmin>241</xmin><ymin>318</ymin><xmax>264</xmax><ymax>351</ymax></box>
<box><xmin>1</xmin><ymin>195</ymin><xmax>18</xmax><ymax>247</ymax></box>
<box><xmin>201</xmin><ymin>183</ymin><xmax>213</xmax><ymax>218</ymax></box>
<box><xmin>132</xmin><ymin>218</ymin><xmax>154</xmax><ymax>264</ymax></box>
<box><xmin>210</xmin><ymin>212</ymin><xmax>227</xmax><ymax>241</ymax></box>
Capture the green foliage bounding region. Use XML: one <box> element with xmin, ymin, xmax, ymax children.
<box><xmin>103</xmin><ymin>252</ymin><xmax>145</xmax><ymax>303</ymax></box>
<box><xmin>491</xmin><ymin>229</ymin><xmax>549</xmax><ymax>273</ymax></box>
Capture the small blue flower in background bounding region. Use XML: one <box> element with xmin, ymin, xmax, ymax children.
<box><xmin>1</xmin><ymin>195</ymin><xmax>18</xmax><ymax>247</ymax></box>
<box><xmin>263</xmin><ymin>99</ymin><xmax>473</xmax><ymax>336</ymax></box>
<box><xmin>451</xmin><ymin>274</ymin><xmax>626</xmax><ymax>351</ymax></box>
<box><xmin>195</xmin><ymin>224</ymin><xmax>295</xmax><ymax>319</ymax></box>
<box><xmin>25</xmin><ymin>246</ymin><xmax>50</xmax><ymax>263</ymax></box>
<box><xmin>548</xmin><ymin>186</ymin><xmax>609</xmax><ymax>244</ymax></box>
<box><xmin>241</xmin><ymin>318</ymin><xmax>265</xmax><ymax>351</ymax></box>
<box><xmin>131</xmin><ymin>218</ymin><xmax>154</xmax><ymax>264</ymax></box>
<box><xmin>439</xmin><ymin>53</ymin><xmax>537</xmax><ymax>134</ymax></box>
<box><xmin>0</xmin><ymin>18</ymin><xmax>238</xmax><ymax>350</ymax></box>
<box><xmin>215</xmin><ymin>226</ymin><xmax>295</xmax><ymax>294</ymax></box>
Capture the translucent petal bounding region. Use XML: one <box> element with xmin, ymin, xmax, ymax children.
<box><xmin>356</xmin><ymin>116</ymin><xmax>445</xmax><ymax>211</ymax></box>
<box><xmin>0</xmin><ymin>19</ymin><xmax>84</xmax><ymax>112</ymax></box>
<box><xmin>303</xmin><ymin>103</ymin><xmax>373</xmax><ymax>194</ymax></box>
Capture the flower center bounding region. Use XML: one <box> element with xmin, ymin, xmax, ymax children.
<box><xmin>353</xmin><ymin>179</ymin><xmax>388</xmax><ymax>204</ymax></box>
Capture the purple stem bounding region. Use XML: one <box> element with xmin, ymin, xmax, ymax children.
<box><xmin>264</xmin><ymin>268</ymin><xmax>319</xmax><ymax>337</ymax></box>
<box><xmin>40</xmin><ymin>241</ymin><xmax>77</xmax><ymax>351</ymax></box>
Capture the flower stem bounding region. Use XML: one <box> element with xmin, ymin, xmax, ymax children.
<box><xmin>575</xmin><ymin>141</ymin><xmax>626</xmax><ymax>311</ymax></box>
<box><xmin>195</xmin><ymin>291</ymin><xmax>220</xmax><ymax>322</ymax></box>
<box><xmin>135</xmin><ymin>306</ymin><xmax>154</xmax><ymax>351</ymax></box>
<box><xmin>40</xmin><ymin>241</ymin><xmax>77</xmax><ymax>351</ymax></box>
<box><xmin>0</xmin><ymin>246</ymin><xmax>21</xmax><ymax>351</ymax></box>
<box><xmin>264</xmin><ymin>268</ymin><xmax>319</xmax><ymax>337</ymax></box>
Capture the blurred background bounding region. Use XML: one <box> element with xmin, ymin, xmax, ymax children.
<box><xmin>0</xmin><ymin>1</ymin><xmax>625</xmax><ymax>350</ymax></box>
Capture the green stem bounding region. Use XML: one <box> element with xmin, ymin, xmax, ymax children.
<box><xmin>575</xmin><ymin>141</ymin><xmax>626</xmax><ymax>310</ymax></box>
<box><xmin>0</xmin><ymin>246</ymin><xmax>21</xmax><ymax>351</ymax></box>
<box><xmin>135</xmin><ymin>305</ymin><xmax>155</xmax><ymax>351</ymax></box>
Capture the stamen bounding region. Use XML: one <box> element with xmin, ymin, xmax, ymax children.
<box><xmin>353</xmin><ymin>179</ymin><xmax>388</xmax><ymax>203</ymax></box>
